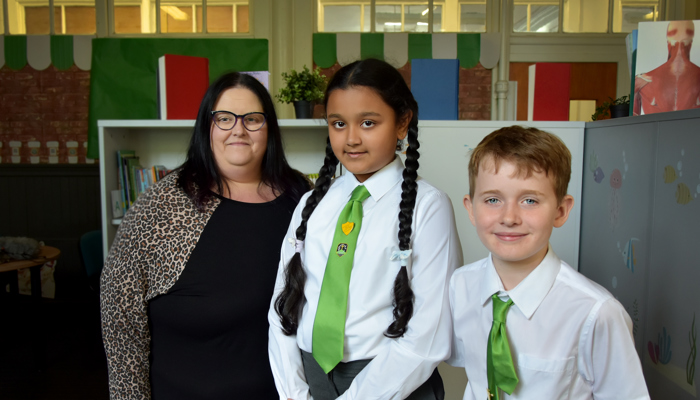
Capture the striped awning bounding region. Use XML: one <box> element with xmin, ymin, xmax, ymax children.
<box><xmin>1</xmin><ymin>35</ymin><xmax>93</xmax><ymax>71</ymax></box>
<box><xmin>313</xmin><ymin>32</ymin><xmax>500</xmax><ymax>69</ymax></box>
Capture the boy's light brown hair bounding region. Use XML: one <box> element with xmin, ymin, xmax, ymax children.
<box><xmin>468</xmin><ymin>126</ymin><xmax>572</xmax><ymax>203</ymax></box>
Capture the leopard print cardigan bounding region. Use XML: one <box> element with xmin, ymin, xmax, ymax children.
<box><xmin>100</xmin><ymin>171</ymin><xmax>221</xmax><ymax>400</ymax></box>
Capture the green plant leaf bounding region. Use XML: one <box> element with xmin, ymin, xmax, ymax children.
<box><xmin>276</xmin><ymin>65</ymin><xmax>328</xmax><ymax>104</ymax></box>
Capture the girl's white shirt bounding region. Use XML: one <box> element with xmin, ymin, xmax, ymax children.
<box><xmin>268</xmin><ymin>157</ymin><xmax>463</xmax><ymax>400</ymax></box>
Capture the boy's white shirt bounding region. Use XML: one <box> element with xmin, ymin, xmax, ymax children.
<box><xmin>268</xmin><ymin>157</ymin><xmax>463</xmax><ymax>400</ymax></box>
<box><xmin>448</xmin><ymin>247</ymin><xmax>650</xmax><ymax>400</ymax></box>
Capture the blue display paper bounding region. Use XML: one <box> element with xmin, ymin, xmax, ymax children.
<box><xmin>410</xmin><ymin>59</ymin><xmax>459</xmax><ymax>120</ymax></box>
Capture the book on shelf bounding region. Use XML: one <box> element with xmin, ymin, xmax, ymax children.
<box><xmin>116</xmin><ymin>150</ymin><xmax>135</xmax><ymax>214</ymax></box>
<box><xmin>157</xmin><ymin>54</ymin><xmax>210</xmax><ymax>120</ymax></box>
<box><xmin>126</xmin><ymin>156</ymin><xmax>142</xmax><ymax>206</ymax></box>
<box><xmin>116</xmin><ymin>149</ymin><xmax>172</xmax><ymax>214</ymax></box>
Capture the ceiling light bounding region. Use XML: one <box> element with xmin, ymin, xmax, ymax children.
<box><xmin>422</xmin><ymin>8</ymin><xmax>429</xmax><ymax>15</ymax></box>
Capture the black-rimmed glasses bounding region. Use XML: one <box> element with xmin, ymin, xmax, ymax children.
<box><xmin>211</xmin><ymin>111</ymin><xmax>267</xmax><ymax>132</ymax></box>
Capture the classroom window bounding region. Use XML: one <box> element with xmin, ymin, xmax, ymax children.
<box><xmin>317</xmin><ymin>1</ymin><xmax>369</xmax><ymax>32</ymax></box>
<box><xmin>322</xmin><ymin>5</ymin><xmax>368</xmax><ymax>32</ymax></box>
<box><xmin>0</xmin><ymin>0</ymin><xmax>249</xmax><ymax>35</ymax></box>
<box><xmin>6</xmin><ymin>0</ymin><xmax>96</xmax><ymax>34</ymax></box>
<box><xmin>160</xmin><ymin>3</ymin><xmax>201</xmax><ymax>33</ymax></box>
<box><xmin>59</xmin><ymin>6</ymin><xmax>97</xmax><ymax>34</ymax></box>
<box><xmin>513</xmin><ymin>1</ymin><xmax>559</xmax><ymax>33</ymax></box>
<box><xmin>612</xmin><ymin>0</ymin><xmax>659</xmax><ymax>33</ymax></box>
<box><xmin>563</xmin><ymin>0</ymin><xmax>608</xmax><ymax>33</ymax></box>
<box><xmin>513</xmin><ymin>0</ymin><xmax>660</xmax><ymax>34</ymax></box>
<box><xmin>433</xmin><ymin>4</ymin><xmax>442</xmax><ymax>31</ymax></box>
<box><xmin>24</xmin><ymin>4</ymin><xmax>52</xmax><ymax>34</ymax></box>
<box><xmin>113</xmin><ymin>3</ymin><xmax>143</xmax><ymax>33</ymax></box>
<box><xmin>376</xmin><ymin>4</ymin><xmax>401</xmax><ymax>32</ymax></box>
<box><xmin>460</xmin><ymin>3</ymin><xmax>486</xmax><ymax>32</ymax></box>
<box><xmin>317</xmin><ymin>0</ymin><xmax>464</xmax><ymax>33</ymax></box>
<box><xmin>114</xmin><ymin>0</ymin><xmax>154</xmax><ymax>33</ymax></box>
<box><xmin>112</xmin><ymin>0</ymin><xmax>247</xmax><ymax>34</ymax></box>
<box><xmin>404</xmin><ymin>4</ymin><xmax>430</xmax><ymax>32</ymax></box>
<box><xmin>208</xmin><ymin>2</ymin><xmax>248</xmax><ymax>32</ymax></box>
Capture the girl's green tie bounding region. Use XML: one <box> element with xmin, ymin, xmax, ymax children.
<box><xmin>312</xmin><ymin>185</ymin><xmax>371</xmax><ymax>374</ymax></box>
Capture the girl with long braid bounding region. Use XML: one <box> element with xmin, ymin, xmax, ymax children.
<box><xmin>268</xmin><ymin>58</ymin><xmax>463</xmax><ymax>400</ymax></box>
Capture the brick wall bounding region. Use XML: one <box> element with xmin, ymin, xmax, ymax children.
<box><xmin>0</xmin><ymin>65</ymin><xmax>91</xmax><ymax>164</ymax></box>
<box><xmin>316</xmin><ymin>62</ymin><xmax>492</xmax><ymax>121</ymax></box>
<box><xmin>459</xmin><ymin>64</ymin><xmax>491</xmax><ymax>120</ymax></box>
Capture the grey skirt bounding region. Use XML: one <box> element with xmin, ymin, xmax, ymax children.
<box><xmin>301</xmin><ymin>350</ymin><xmax>445</xmax><ymax>400</ymax></box>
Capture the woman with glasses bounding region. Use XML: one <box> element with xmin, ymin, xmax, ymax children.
<box><xmin>101</xmin><ymin>72</ymin><xmax>311</xmax><ymax>400</ymax></box>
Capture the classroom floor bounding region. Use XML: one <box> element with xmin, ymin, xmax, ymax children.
<box><xmin>0</xmin><ymin>279</ymin><xmax>109</xmax><ymax>400</ymax></box>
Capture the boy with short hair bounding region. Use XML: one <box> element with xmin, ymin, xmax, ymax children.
<box><xmin>449</xmin><ymin>126</ymin><xmax>649</xmax><ymax>399</ymax></box>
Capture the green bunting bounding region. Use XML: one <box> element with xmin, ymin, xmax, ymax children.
<box><xmin>360</xmin><ymin>33</ymin><xmax>383</xmax><ymax>61</ymax></box>
<box><xmin>5</xmin><ymin>36</ymin><xmax>28</xmax><ymax>70</ymax></box>
<box><xmin>408</xmin><ymin>33</ymin><xmax>432</xmax><ymax>61</ymax></box>
<box><xmin>457</xmin><ymin>33</ymin><xmax>481</xmax><ymax>69</ymax></box>
<box><xmin>51</xmin><ymin>36</ymin><xmax>74</xmax><ymax>70</ymax></box>
<box><xmin>313</xmin><ymin>33</ymin><xmax>337</xmax><ymax>68</ymax></box>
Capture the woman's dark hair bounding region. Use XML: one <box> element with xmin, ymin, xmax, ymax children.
<box><xmin>178</xmin><ymin>72</ymin><xmax>310</xmax><ymax>209</ymax></box>
<box><xmin>275</xmin><ymin>58</ymin><xmax>420</xmax><ymax>338</ymax></box>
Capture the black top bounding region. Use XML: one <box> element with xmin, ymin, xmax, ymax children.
<box><xmin>148</xmin><ymin>192</ymin><xmax>297</xmax><ymax>400</ymax></box>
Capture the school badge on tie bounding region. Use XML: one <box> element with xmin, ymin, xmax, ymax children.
<box><xmin>342</xmin><ymin>222</ymin><xmax>354</xmax><ymax>235</ymax></box>
<box><xmin>336</xmin><ymin>243</ymin><xmax>348</xmax><ymax>257</ymax></box>
<box><xmin>337</xmin><ymin>222</ymin><xmax>353</xmax><ymax>256</ymax></box>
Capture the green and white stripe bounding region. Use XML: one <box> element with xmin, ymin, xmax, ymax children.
<box><xmin>1</xmin><ymin>35</ymin><xmax>94</xmax><ymax>70</ymax></box>
<box><xmin>313</xmin><ymin>32</ymin><xmax>500</xmax><ymax>69</ymax></box>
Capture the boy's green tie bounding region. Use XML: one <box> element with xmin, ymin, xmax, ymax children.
<box><xmin>487</xmin><ymin>294</ymin><xmax>519</xmax><ymax>399</ymax></box>
<box><xmin>312</xmin><ymin>185</ymin><xmax>371</xmax><ymax>374</ymax></box>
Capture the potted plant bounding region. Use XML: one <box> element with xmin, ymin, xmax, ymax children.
<box><xmin>609</xmin><ymin>95</ymin><xmax>630</xmax><ymax>119</ymax></box>
<box><xmin>591</xmin><ymin>95</ymin><xmax>630</xmax><ymax>121</ymax></box>
<box><xmin>276</xmin><ymin>66</ymin><xmax>327</xmax><ymax>119</ymax></box>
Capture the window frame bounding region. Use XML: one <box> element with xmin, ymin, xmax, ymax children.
<box><xmin>317</xmin><ymin>0</ymin><xmax>492</xmax><ymax>33</ymax></box>
<box><xmin>511</xmin><ymin>0</ymin><xmax>665</xmax><ymax>36</ymax></box>
<box><xmin>0</xmin><ymin>0</ymin><xmax>253</xmax><ymax>36</ymax></box>
<box><xmin>108</xmin><ymin>0</ymin><xmax>251</xmax><ymax>36</ymax></box>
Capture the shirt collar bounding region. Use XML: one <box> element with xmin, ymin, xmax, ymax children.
<box><xmin>480</xmin><ymin>245</ymin><xmax>561</xmax><ymax>320</ymax></box>
<box><xmin>342</xmin><ymin>156</ymin><xmax>404</xmax><ymax>201</ymax></box>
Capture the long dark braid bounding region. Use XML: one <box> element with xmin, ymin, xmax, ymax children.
<box><xmin>386</xmin><ymin>118</ymin><xmax>420</xmax><ymax>338</ymax></box>
<box><xmin>275</xmin><ymin>138</ymin><xmax>338</xmax><ymax>335</ymax></box>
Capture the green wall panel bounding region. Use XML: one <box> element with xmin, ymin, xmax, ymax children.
<box><xmin>87</xmin><ymin>38</ymin><xmax>268</xmax><ymax>159</ymax></box>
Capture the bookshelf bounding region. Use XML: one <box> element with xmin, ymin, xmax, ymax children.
<box><xmin>98</xmin><ymin>119</ymin><xmax>329</xmax><ymax>256</ymax></box>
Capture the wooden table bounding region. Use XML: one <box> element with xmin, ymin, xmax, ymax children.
<box><xmin>0</xmin><ymin>246</ymin><xmax>60</xmax><ymax>298</ymax></box>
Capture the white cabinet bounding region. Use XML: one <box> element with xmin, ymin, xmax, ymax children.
<box><xmin>98</xmin><ymin>119</ymin><xmax>329</xmax><ymax>256</ymax></box>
